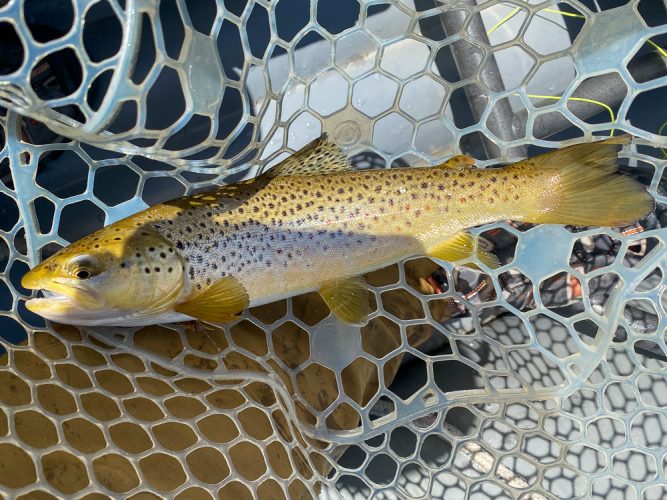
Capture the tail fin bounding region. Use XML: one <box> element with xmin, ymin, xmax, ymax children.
<box><xmin>517</xmin><ymin>136</ymin><xmax>653</xmax><ymax>227</ymax></box>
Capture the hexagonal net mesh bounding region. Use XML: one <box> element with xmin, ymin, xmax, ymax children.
<box><xmin>0</xmin><ymin>0</ymin><xmax>666</xmax><ymax>498</ymax></box>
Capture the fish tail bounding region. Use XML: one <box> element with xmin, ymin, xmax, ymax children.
<box><xmin>516</xmin><ymin>136</ymin><xmax>653</xmax><ymax>227</ymax></box>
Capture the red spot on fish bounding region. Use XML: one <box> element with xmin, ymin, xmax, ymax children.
<box><xmin>459</xmin><ymin>197</ymin><xmax>466</xmax><ymax>203</ymax></box>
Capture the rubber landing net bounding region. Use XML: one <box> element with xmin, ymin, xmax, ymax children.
<box><xmin>0</xmin><ymin>0</ymin><xmax>666</xmax><ymax>498</ymax></box>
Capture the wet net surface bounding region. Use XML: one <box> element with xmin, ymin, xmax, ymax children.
<box><xmin>0</xmin><ymin>0</ymin><xmax>666</xmax><ymax>498</ymax></box>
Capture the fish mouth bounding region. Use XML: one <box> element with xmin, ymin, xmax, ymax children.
<box><xmin>25</xmin><ymin>292</ymin><xmax>77</xmax><ymax>314</ymax></box>
<box><xmin>25</xmin><ymin>293</ymin><xmax>116</xmax><ymax>325</ymax></box>
<box><xmin>23</xmin><ymin>277</ymin><xmax>103</xmax><ymax>318</ymax></box>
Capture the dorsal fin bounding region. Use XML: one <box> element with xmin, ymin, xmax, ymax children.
<box><xmin>265</xmin><ymin>134</ymin><xmax>353</xmax><ymax>178</ymax></box>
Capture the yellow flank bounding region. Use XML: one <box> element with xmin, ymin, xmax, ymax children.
<box><xmin>21</xmin><ymin>136</ymin><xmax>652</xmax><ymax>327</ymax></box>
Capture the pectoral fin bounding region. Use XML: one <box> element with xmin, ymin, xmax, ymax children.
<box><xmin>319</xmin><ymin>276</ymin><xmax>371</xmax><ymax>326</ymax></box>
<box><xmin>175</xmin><ymin>276</ymin><xmax>249</xmax><ymax>323</ymax></box>
<box><xmin>427</xmin><ymin>232</ymin><xmax>500</xmax><ymax>269</ymax></box>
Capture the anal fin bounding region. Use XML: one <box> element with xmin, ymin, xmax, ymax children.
<box><xmin>427</xmin><ymin>232</ymin><xmax>500</xmax><ymax>269</ymax></box>
<box><xmin>319</xmin><ymin>276</ymin><xmax>371</xmax><ymax>326</ymax></box>
<box><xmin>175</xmin><ymin>276</ymin><xmax>249</xmax><ymax>324</ymax></box>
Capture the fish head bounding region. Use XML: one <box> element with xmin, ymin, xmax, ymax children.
<box><xmin>22</xmin><ymin>225</ymin><xmax>186</xmax><ymax>325</ymax></box>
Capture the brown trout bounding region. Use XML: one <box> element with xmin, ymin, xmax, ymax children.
<box><xmin>22</xmin><ymin>136</ymin><xmax>652</xmax><ymax>326</ymax></box>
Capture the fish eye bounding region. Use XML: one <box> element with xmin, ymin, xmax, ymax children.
<box><xmin>68</xmin><ymin>256</ymin><xmax>99</xmax><ymax>280</ymax></box>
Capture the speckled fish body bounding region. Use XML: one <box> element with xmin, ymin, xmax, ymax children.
<box><xmin>137</xmin><ymin>166</ymin><xmax>537</xmax><ymax>306</ymax></box>
<box><xmin>22</xmin><ymin>136</ymin><xmax>652</xmax><ymax>326</ymax></box>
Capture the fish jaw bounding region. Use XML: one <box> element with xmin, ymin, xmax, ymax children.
<box><xmin>23</xmin><ymin>275</ymin><xmax>191</xmax><ymax>326</ymax></box>
<box><xmin>24</xmin><ymin>289</ymin><xmax>192</xmax><ymax>326</ymax></box>
<box><xmin>25</xmin><ymin>293</ymin><xmax>95</xmax><ymax>324</ymax></box>
<box><xmin>23</xmin><ymin>272</ymin><xmax>111</xmax><ymax>325</ymax></box>
<box><xmin>26</xmin><ymin>295</ymin><xmax>191</xmax><ymax>326</ymax></box>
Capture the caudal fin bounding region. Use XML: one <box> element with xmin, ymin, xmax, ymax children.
<box><xmin>517</xmin><ymin>136</ymin><xmax>653</xmax><ymax>227</ymax></box>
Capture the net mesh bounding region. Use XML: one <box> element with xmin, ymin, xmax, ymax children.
<box><xmin>0</xmin><ymin>0</ymin><xmax>666</xmax><ymax>498</ymax></box>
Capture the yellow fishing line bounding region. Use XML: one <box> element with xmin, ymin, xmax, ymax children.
<box><xmin>543</xmin><ymin>8</ymin><xmax>585</xmax><ymax>19</ymax></box>
<box><xmin>516</xmin><ymin>93</ymin><xmax>616</xmax><ymax>136</ymax></box>
<box><xmin>486</xmin><ymin>6</ymin><xmax>585</xmax><ymax>36</ymax></box>
<box><xmin>658</xmin><ymin>120</ymin><xmax>667</xmax><ymax>158</ymax></box>
<box><xmin>489</xmin><ymin>6</ymin><xmax>614</xmax><ymax>134</ymax></box>
<box><xmin>645</xmin><ymin>39</ymin><xmax>667</xmax><ymax>156</ymax></box>
<box><xmin>487</xmin><ymin>6</ymin><xmax>521</xmax><ymax>35</ymax></box>
<box><xmin>647</xmin><ymin>39</ymin><xmax>667</xmax><ymax>59</ymax></box>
